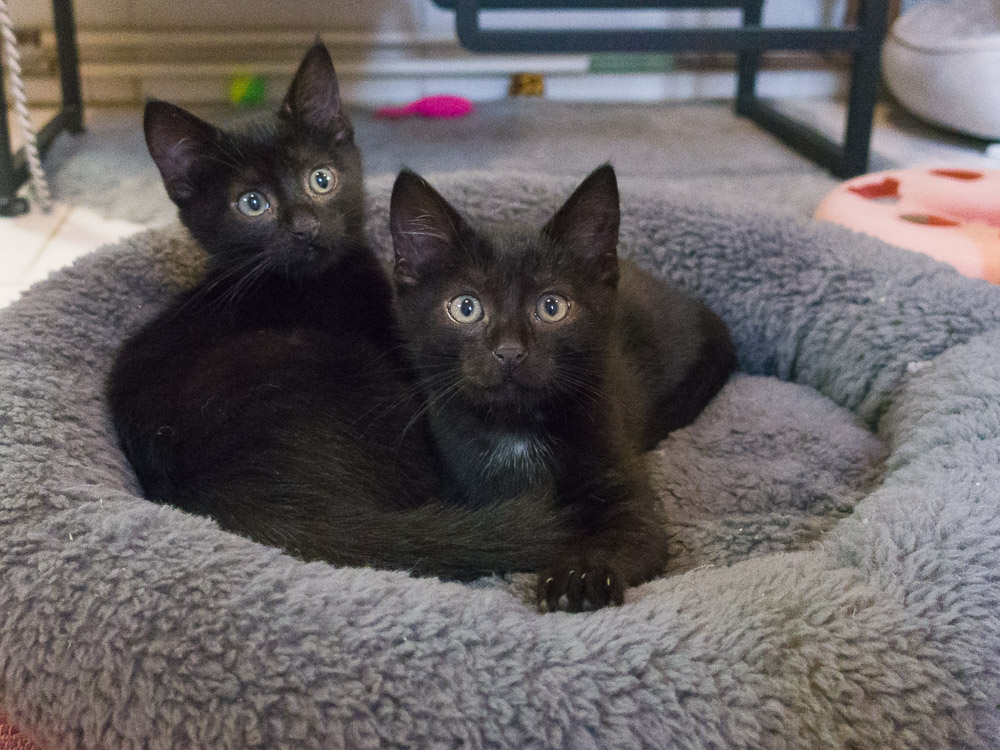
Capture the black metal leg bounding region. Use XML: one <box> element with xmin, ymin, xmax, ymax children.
<box><xmin>52</xmin><ymin>0</ymin><xmax>83</xmax><ymax>133</ymax></box>
<box><xmin>737</xmin><ymin>0</ymin><xmax>889</xmax><ymax>177</ymax></box>
<box><xmin>0</xmin><ymin>0</ymin><xmax>83</xmax><ymax>216</ymax></box>
<box><xmin>0</xmin><ymin>65</ymin><xmax>29</xmax><ymax>217</ymax></box>
<box><xmin>450</xmin><ymin>0</ymin><xmax>888</xmax><ymax>178</ymax></box>
<box><xmin>735</xmin><ymin>0</ymin><xmax>764</xmax><ymax>116</ymax></box>
<box><xmin>838</xmin><ymin>0</ymin><xmax>889</xmax><ymax>178</ymax></box>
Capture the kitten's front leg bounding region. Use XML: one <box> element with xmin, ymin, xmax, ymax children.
<box><xmin>537</xmin><ymin>464</ymin><xmax>668</xmax><ymax>612</ymax></box>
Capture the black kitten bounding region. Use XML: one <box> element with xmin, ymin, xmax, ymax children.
<box><xmin>390</xmin><ymin>165</ymin><xmax>736</xmax><ymax>610</ymax></box>
<box><xmin>108</xmin><ymin>43</ymin><xmax>571</xmax><ymax>581</ymax></box>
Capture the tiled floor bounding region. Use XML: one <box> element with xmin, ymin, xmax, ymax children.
<box><xmin>0</xmin><ymin>201</ymin><xmax>145</xmax><ymax>308</ymax></box>
<box><xmin>1</xmin><ymin>98</ymin><xmax>997</xmax><ymax>310</ymax></box>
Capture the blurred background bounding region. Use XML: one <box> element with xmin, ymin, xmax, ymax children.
<box><xmin>11</xmin><ymin>0</ymin><xmax>918</xmax><ymax>106</ymax></box>
<box><xmin>1</xmin><ymin>0</ymin><xmax>997</xmax><ymax>308</ymax></box>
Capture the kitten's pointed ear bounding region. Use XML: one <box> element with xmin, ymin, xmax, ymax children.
<box><xmin>280</xmin><ymin>40</ymin><xmax>353</xmax><ymax>143</ymax></box>
<box><xmin>143</xmin><ymin>99</ymin><xmax>220</xmax><ymax>204</ymax></box>
<box><xmin>542</xmin><ymin>164</ymin><xmax>620</xmax><ymax>286</ymax></box>
<box><xmin>390</xmin><ymin>170</ymin><xmax>467</xmax><ymax>287</ymax></box>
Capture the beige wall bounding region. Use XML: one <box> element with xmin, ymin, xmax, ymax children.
<box><xmin>14</xmin><ymin>0</ymin><xmax>844</xmax><ymax>34</ymax></box>
<box><xmin>12</xmin><ymin>0</ymin><xmax>449</xmax><ymax>33</ymax></box>
<box><xmin>13</xmin><ymin>0</ymin><xmax>852</xmax><ymax>106</ymax></box>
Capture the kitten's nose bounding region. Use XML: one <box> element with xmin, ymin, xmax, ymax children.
<box><xmin>493</xmin><ymin>343</ymin><xmax>526</xmax><ymax>367</ymax></box>
<box><xmin>289</xmin><ymin>207</ymin><xmax>320</xmax><ymax>239</ymax></box>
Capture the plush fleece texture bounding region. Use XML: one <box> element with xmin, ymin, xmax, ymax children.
<box><xmin>2</xmin><ymin>172</ymin><xmax>1000</xmax><ymax>749</ymax></box>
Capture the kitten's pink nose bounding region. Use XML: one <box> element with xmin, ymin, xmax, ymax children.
<box><xmin>493</xmin><ymin>344</ymin><xmax>526</xmax><ymax>367</ymax></box>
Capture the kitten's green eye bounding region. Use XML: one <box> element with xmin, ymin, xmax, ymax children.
<box><xmin>535</xmin><ymin>294</ymin><xmax>570</xmax><ymax>323</ymax></box>
<box><xmin>447</xmin><ymin>295</ymin><xmax>484</xmax><ymax>324</ymax></box>
<box><xmin>309</xmin><ymin>167</ymin><xmax>336</xmax><ymax>194</ymax></box>
<box><xmin>237</xmin><ymin>191</ymin><xmax>269</xmax><ymax>217</ymax></box>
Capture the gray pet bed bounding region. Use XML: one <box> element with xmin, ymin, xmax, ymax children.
<box><xmin>3</xmin><ymin>172</ymin><xmax>1000</xmax><ymax>750</ymax></box>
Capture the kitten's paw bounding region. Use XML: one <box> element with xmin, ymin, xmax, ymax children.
<box><xmin>536</xmin><ymin>560</ymin><xmax>624</xmax><ymax>613</ymax></box>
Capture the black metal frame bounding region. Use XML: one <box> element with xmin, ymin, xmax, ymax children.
<box><xmin>0</xmin><ymin>0</ymin><xmax>83</xmax><ymax>216</ymax></box>
<box><xmin>436</xmin><ymin>0</ymin><xmax>889</xmax><ymax>178</ymax></box>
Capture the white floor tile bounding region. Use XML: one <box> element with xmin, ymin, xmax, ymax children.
<box><xmin>0</xmin><ymin>202</ymin><xmax>72</xmax><ymax>284</ymax></box>
<box><xmin>21</xmin><ymin>206</ymin><xmax>145</xmax><ymax>285</ymax></box>
<box><xmin>0</xmin><ymin>285</ymin><xmax>22</xmax><ymax>309</ymax></box>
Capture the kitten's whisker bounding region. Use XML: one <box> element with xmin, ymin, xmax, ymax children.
<box><xmin>396</xmin><ymin>377</ymin><xmax>464</xmax><ymax>447</ymax></box>
<box><xmin>551</xmin><ymin>376</ymin><xmax>605</xmax><ymax>407</ymax></box>
<box><xmin>218</xmin><ymin>255</ymin><xmax>275</xmax><ymax>312</ymax></box>
<box><xmin>351</xmin><ymin>369</ymin><xmax>457</xmax><ymax>435</ymax></box>
<box><xmin>176</xmin><ymin>253</ymin><xmax>269</xmax><ymax>315</ymax></box>
<box><xmin>401</xmin><ymin>230</ymin><xmax>449</xmax><ymax>241</ymax></box>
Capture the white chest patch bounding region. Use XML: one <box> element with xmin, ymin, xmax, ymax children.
<box><xmin>483</xmin><ymin>434</ymin><xmax>550</xmax><ymax>477</ymax></box>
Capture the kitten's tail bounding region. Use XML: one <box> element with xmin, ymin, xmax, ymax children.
<box><xmin>283</xmin><ymin>494</ymin><xmax>572</xmax><ymax>582</ymax></box>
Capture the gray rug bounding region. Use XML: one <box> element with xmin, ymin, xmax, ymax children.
<box><xmin>41</xmin><ymin>101</ymin><xmax>846</xmax><ymax>226</ymax></box>
<box><xmin>3</xmin><ymin>171</ymin><xmax>1000</xmax><ymax>749</ymax></box>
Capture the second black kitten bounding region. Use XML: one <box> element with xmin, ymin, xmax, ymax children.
<box><xmin>390</xmin><ymin>165</ymin><xmax>736</xmax><ymax>610</ymax></box>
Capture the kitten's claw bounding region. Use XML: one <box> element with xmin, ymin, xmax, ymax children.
<box><xmin>536</xmin><ymin>560</ymin><xmax>624</xmax><ymax>612</ymax></box>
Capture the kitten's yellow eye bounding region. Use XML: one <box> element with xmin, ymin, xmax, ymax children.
<box><xmin>237</xmin><ymin>191</ymin><xmax>269</xmax><ymax>217</ymax></box>
<box><xmin>447</xmin><ymin>295</ymin><xmax>484</xmax><ymax>324</ymax></box>
<box><xmin>536</xmin><ymin>294</ymin><xmax>570</xmax><ymax>323</ymax></box>
<box><xmin>309</xmin><ymin>167</ymin><xmax>336</xmax><ymax>194</ymax></box>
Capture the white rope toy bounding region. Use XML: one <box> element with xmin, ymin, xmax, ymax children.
<box><xmin>0</xmin><ymin>0</ymin><xmax>52</xmax><ymax>212</ymax></box>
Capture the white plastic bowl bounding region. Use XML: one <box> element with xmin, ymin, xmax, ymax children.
<box><xmin>882</xmin><ymin>0</ymin><xmax>1000</xmax><ymax>140</ymax></box>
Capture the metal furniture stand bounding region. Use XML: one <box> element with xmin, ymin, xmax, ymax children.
<box><xmin>438</xmin><ymin>0</ymin><xmax>889</xmax><ymax>178</ymax></box>
<box><xmin>0</xmin><ymin>0</ymin><xmax>83</xmax><ymax>216</ymax></box>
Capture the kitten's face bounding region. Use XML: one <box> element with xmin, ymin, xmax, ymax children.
<box><xmin>144</xmin><ymin>42</ymin><xmax>364</xmax><ymax>279</ymax></box>
<box><xmin>390</xmin><ymin>167</ymin><xmax>621</xmax><ymax>414</ymax></box>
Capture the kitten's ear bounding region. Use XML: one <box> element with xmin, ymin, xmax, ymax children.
<box><xmin>143</xmin><ymin>99</ymin><xmax>220</xmax><ymax>204</ymax></box>
<box><xmin>542</xmin><ymin>164</ymin><xmax>620</xmax><ymax>286</ymax></box>
<box><xmin>280</xmin><ymin>40</ymin><xmax>353</xmax><ymax>143</ymax></box>
<box><xmin>390</xmin><ymin>170</ymin><xmax>467</xmax><ymax>287</ymax></box>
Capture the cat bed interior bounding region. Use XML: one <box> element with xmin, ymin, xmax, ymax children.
<box><xmin>3</xmin><ymin>172</ymin><xmax>1000</xmax><ymax>749</ymax></box>
<box><xmin>883</xmin><ymin>0</ymin><xmax>1000</xmax><ymax>140</ymax></box>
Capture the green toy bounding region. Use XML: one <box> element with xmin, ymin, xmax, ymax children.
<box><xmin>229</xmin><ymin>74</ymin><xmax>267</xmax><ymax>106</ymax></box>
